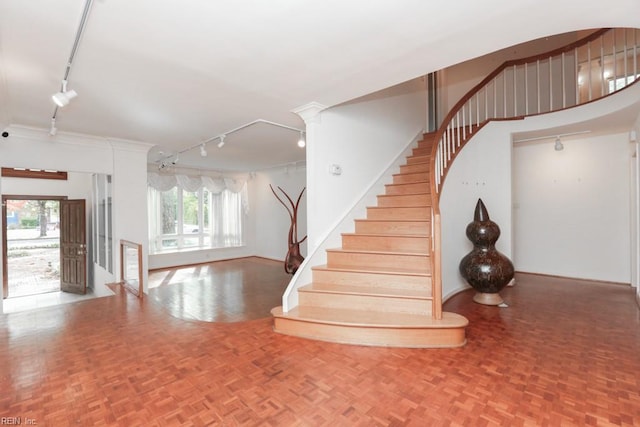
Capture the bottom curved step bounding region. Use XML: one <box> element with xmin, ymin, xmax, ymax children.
<box><xmin>271</xmin><ymin>306</ymin><xmax>467</xmax><ymax>348</ymax></box>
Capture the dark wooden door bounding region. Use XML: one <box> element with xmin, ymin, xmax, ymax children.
<box><xmin>60</xmin><ymin>199</ymin><xmax>86</xmax><ymax>294</ymax></box>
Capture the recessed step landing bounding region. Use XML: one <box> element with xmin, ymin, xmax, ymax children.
<box><xmin>271</xmin><ymin>306</ymin><xmax>468</xmax><ymax>348</ymax></box>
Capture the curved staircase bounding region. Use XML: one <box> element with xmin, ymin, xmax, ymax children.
<box><xmin>272</xmin><ymin>27</ymin><xmax>640</xmax><ymax>348</ymax></box>
<box><xmin>271</xmin><ymin>134</ymin><xmax>468</xmax><ymax>348</ymax></box>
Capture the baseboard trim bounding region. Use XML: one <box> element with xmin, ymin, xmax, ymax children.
<box><xmin>148</xmin><ymin>255</ymin><xmax>283</xmax><ymax>273</ymax></box>
<box><xmin>515</xmin><ymin>271</ymin><xmax>630</xmax><ymax>287</ymax></box>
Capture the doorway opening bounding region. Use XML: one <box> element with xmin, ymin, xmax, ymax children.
<box><xmin>3</xmin><ymin>197</ymin><xmax>62</xmax><ymax>298</ymax></box>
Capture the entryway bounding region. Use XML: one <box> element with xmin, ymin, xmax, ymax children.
<box><xmin>4</xmin><ymin>198</ymin><xmax>61</xmax><ymax>298</ymax></box>
<box><xmin>2</xmin><ymin>196</ymin><xmax>87</xmax><ymax>299</ymax></box>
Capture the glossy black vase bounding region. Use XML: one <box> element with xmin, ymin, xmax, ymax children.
<box><xmin>459</xmin><ymin>198</ymin><xmax>514</xmax><ymax>305</ymax></box>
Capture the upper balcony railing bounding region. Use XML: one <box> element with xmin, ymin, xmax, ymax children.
<box><xmin>430</xmin><ymin>28</ymin><xmax>640</xmax><ymax>197</ymax></box>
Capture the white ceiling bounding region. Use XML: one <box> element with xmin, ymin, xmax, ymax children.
<box><xmin>1</xmin><ymin>0</ymin><xmax>639</xmax><ymax>172</ymax></box>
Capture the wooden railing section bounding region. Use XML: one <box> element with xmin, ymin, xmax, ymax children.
<box><xmin>428</xmin><ymin>28</ymin><xmax>640</xmax><ymax>319</ymax></box>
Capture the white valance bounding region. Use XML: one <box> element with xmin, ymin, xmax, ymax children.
<box><xmin>147</xmin><ymin>171</ymin><xmax>250</xmax><ymax>213</ymax></box>
<box><xmin>148</xmin><ymin>172</ymin><xmax>248</xmax><ymax>194</ymax></box>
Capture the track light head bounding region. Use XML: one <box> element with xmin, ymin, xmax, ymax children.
<box><xmin>200</xmin><ymin>143</ymin><xmax>207</xmax><ymax>157</ymax></box>
<box><xmin>217</xmin><ymin>135</ymin><xmax>226</xmax><ymax>148</ymax></box>
<box><xmin>52</xmin><ymin>81</ymin><xmax>78</xmax><ymax>107</ymax></box>
<box><xmin>297</xmin><ymin>131</ymin><xmax>306</xmax><ymax>148</ymax></box>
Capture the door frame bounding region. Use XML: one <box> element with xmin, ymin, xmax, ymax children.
<box><xmin>2</xmin><ymin>195</ymin><xmax>67</xmax><ymax>299</ymax></box>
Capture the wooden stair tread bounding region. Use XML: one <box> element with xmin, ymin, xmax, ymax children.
<box><xmin>299</xmin><ymin>283</ymin><xmax>431</xmax><ymax>299</ymax></box>
<box><xmin>313</xmin><ymin>264</ymin><xmax>431</xmax><ymax>277</ymax></box>
<box><xmin>356</xmin><ymin>218</ymin><xmax>430</xmax><ymax>222</ymax></box>
<box><xmin>272</xmin><ymin>306</ymin><xmax>468</xmax><ymax>329</ymax></box>
<box><xmin>341</xmin><ymin>232</ymin><xmax>427</xmax><ymax>238</ymax></box>
<box><xmin>326</xmin><ymin>247</ymin><xmax>428</xmax><ymax>256</ymax></box>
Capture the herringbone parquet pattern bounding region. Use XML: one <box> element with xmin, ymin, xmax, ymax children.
<box><xmin>1</xmin><ymin>267</ymin><xmax>639</xmax><ymax>426</ymax></box>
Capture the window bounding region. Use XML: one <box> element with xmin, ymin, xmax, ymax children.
<box><xmin>148</xmin><ymin>179</ymin><xmax>245</xmax><ymax>254</ymax></box>
<box><xmin>92</xmin><ymin>174</ymin><xmax>113</xmax><ymax>273</ymax></box>
<box><xmin>608</xmin><ymin>74</ymin><xmax>639</xmax><ymax>93</ymax></box>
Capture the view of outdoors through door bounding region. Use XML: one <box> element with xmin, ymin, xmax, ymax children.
<box><xmin>5</xmin><ymin>199</ymin><xmax>61</xmax><ymax>298</ymax></box>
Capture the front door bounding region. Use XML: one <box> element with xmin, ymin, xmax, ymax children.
<box><xmin>60</xmin><ymin>199</ymin><xmax>87</xmax><ymax>294</ymax></box>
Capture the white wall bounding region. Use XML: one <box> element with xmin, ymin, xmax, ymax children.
<box><xmin>253</xmin><ymin>166</ymin><xmax>307</xmax><ymax>262</ymax></box>
<box><xmin>0</xmin><ymin>126</ymin><xmax>151</xmax><ymax>309</ymax></box>
<box><xmin>631</xmin><ymin>115</ymin><xmax>640</xmax><ymax>303</ymax></box>
<box><xmin>513</xmin><ymin>133</ymin><xmax>631</xmax><ymax>283</ymax></box>
<box><xmin>306</xmin><ymin>78</ymin><xmax>427</xmax><ymax>251</ymax></box>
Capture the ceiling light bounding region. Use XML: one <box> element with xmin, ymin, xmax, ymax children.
<box><xmin>297</xmin><ymin>131</ymin><xmax>306</xmax><ymax>148</ymax></box>
<box><xmin>200</xmin><ymin>143</ymin><xmax>207</xmax><ymax>157</ymax></box>
<box><xmin>554</xmin><ymin>136</ymin><xmax>564</xmax><ymax>151</ymax></box>
<box><xmin>217</xmin><ymin>135</ymin><xmax>226</xmax><ymax>148</ymax></box>
<box><xmin>52</xmin><ymin>80</ymin><xmax>77</xmax><ymax>107</ymax></box>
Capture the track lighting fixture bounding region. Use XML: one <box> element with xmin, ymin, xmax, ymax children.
<box><xmin>217</xmin><ymin>135</ymin><xmax>226</xmax><ymax>148</ymax></box>
<box><xmin>200</xmin><ymin>143</ymin><xmax>207</xmax><ymax>157</ymax></box>
<box><xmin>297</xmin><ymin>131</ymin><xmax>306</xmax><ymax>148</ymax></box>
<box><xmin>554</xmin><ymin>136</ymin><xmax>564</xmax><ymax>151</ymax></box>
<box><xmin>52</xmin><ymin>80</ymin><xmax>78</xmax><ymax>107</ymax></box>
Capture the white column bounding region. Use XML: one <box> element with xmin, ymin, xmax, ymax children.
<box><xmin>291</xmin><ymin>102</ymin><xmax>327</xmax><ymax>253</ymax></box>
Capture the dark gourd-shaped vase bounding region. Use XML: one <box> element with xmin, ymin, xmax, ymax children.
<box><xmin>459</xmin><ymin>198</ymin><xmax>514</xmax><ymax>306</ymax></box>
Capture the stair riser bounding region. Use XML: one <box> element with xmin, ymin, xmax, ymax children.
<box><xmin>299</xmin><ymin>292</ymin><xmax>432</xmax><ymax>315</ymax></box>
<box><xmin>272</xmin><ymin>318</ymin><xmax>467</xmax><ymax>348</ymax></box>
<box><xmin>377</xmin><ymin>194</ymin><xmax>431</xmax><ymax>207</ymax></box>
<box><xmin>385</xmin><ymin>182</ymin><xmax>430</xmax><ymax>195</ymax></box>
<box><xmin>342</xmin><ymin>234</ymin><xmax>430</xmax><ymax>252</ymax></box>
<box><xmin>412</xmin><ymin>147</ymin><xmax>431</xmax><ymax>156</ymax></box>
<box><xmin>366</xmin><ymin>207</ymin><xmax>430</xmax><ymax>221</ymax></box>
<box><xmin>400</xmin><ymin>163</ymin><xmax>429</xmax><ymax>174</ymax></box>
<box><xmin>327</xmin><ymin>251</ymin><xmax>430</xmax><ymax>272</ymax></box>
<box><xmin>393</xmin><ymin>172</ymin><xmax>429</xmax><ymax>184</ymax></box>
<box><xmin>355</xmin><ymin>220</ymin><xmax>430</xmax><ymax>235</ymax></box>
<box><xmin>312</xmin><ymin>268</ymin><xmax>432</xmax><ymax>290</ymax></box>
<box><xmin>418</xmin><ymin>139</ymin><xmax>434</xmax><ymax>148</ymax></box>
<box><xmin>406</xmin><ymin>156</ymin><xmax>429</xmax><ymax>165</ymax></box>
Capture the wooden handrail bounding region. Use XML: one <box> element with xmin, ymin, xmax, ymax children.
<box><xmin>429</xmin><ymin>28</ymin><xmax>611</xmax><ymax>203</ymax></box>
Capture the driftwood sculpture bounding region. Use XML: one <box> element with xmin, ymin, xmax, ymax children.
<box><xmin>270</xmin><ymin>185</ymin><xmax>307</xmax><ymax>274</ymax></box>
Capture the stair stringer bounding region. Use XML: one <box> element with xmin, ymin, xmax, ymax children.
<box><xmin>281</xmin><ymin>129</ymin><xmax>425</xmax><ymax>312</ymax></box>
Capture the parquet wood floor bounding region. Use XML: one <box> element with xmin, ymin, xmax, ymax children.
<box><xmin>147</xmin><ymin>257</ymin><xmax>291</xmax><ymax>322</ymax></box>
<box><xmin>1</xmin><ymin>269</ymin><xmax>639</xmax><ymax>426</ymax></box>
